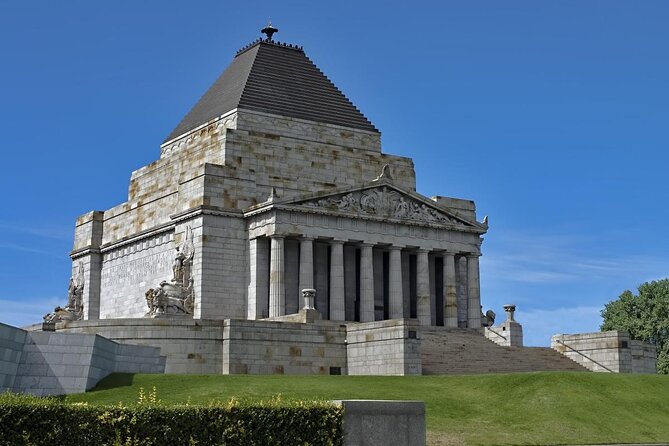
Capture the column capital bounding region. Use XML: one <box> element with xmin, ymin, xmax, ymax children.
<box><xmin>329</xmin><ymin>239</ymin><xmax>346</xmax><ymax>245</ymax></box>
<box><xmin>359</xmin><ymin>242</ymin><xmax>375</xmax><ymax>248</ymax></box>
<box><xmin>270</xmin><ymin>234</ymin><xmax>285</xmax><ymax>240</ymax></box>
<box><xmin>300</xmin><ymin>235</ymin><xmax>315</xmax><ymax>241</ymax></box>
<box><xmin>416</xmin><ymin>248</ymin><xmax>430</xmax><ymax>254</ymax></box>
<box><xmin>466</xmin><ymin>252</ymin><xmax>481</xmax><ymax>259</ymax></box>
<box><xmin>388</xmin><ymin>245</ymin><xmax>403</xmax><ymax>251</ymax></box>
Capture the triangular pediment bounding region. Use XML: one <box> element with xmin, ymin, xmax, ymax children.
<box><xmin>276</xmin><ymin>181</ymin><xmax>484</xmax><ymax>230</ymax></box>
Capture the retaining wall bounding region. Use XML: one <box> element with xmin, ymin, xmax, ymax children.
<box><xmin>551</xmin><ymin>331</ymin><xmax>657</xmax><ymax>373</ymax></box>
<box><xmin>0</xmin><ymin>322</ymin><xmax>165</xmax><ymax>395</ymax></box>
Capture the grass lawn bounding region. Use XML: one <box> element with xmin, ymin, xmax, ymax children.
<box><xmin>65</xmin><ymin>372</ymin><xmax>669</xmax><ymax>446</ymax></box>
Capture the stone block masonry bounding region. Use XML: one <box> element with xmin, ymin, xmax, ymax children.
<box><xmin>347</xmin><ymin>320</ymin><xmax>422</xmax><ymax>375</ymax></box>
<box><xmin>53</xmin><ymin>318</ymin><xmax>425</xmax><ymax>376</ymax></box>
<box><xmin>0</xmin><ymin>322</ymin><xmax>165</xmax><ymax>396</ymax></box>
<box><xmin>551</xmin><ymin>330</ymin><xmax>657</xmax><ymax>373</ymax></box>
<box><xmin>223</xmin><ymin>319</ymin><xmax>348</xmax><ymax>375</ymax></box>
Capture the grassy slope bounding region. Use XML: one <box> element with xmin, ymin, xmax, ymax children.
<box><xmin>65</xmin><ymin>372</ymin><xmax>669</xmax><ymax>446</ymax></box>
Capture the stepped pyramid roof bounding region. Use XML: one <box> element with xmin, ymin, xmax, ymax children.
<box><xmin>165</xmin><ymin>28</ymin><xmax>378</xmax><ymax>143</ymax></box>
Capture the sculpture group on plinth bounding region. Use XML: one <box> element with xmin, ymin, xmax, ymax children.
<box><xmin>43</xmin><ymin>262</ymin><xmax>85</xmax><ymax>323</ymax></box>
<box><xmin>145</xmin><ymin>226</ymin><xmax>195</xmax><ymax>317</ymax></box>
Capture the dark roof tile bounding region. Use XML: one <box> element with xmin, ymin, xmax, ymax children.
<box><xmin>164</xmin><ymin>40</ymin><xmax>378</xmax><ymax>143</ymax></box>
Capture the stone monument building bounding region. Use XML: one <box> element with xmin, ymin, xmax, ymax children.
<box><xmin>70</xmin><ymin>26</ymin><xmax>488</xmax><ymax>330</ymax></box>
<box><xmin>34</xmin><ymin>26</ymin><xmax>627</xmax><ymax>377</ymax></box>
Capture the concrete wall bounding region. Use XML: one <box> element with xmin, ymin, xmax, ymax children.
<box><xmin>0</xmin><ymin>323</ymin><xmax>27</xmax><ymax>390</ymax></box>
<box><xmin>551</xmin><ymin>331</ymin><xmax>657</xmax><ymax>373</ymax></box>
<box><xmin>346</xmin><ymin>320</ymin><xmax>422</xmax><ymax>375</ymax></box>
<box><xmin>0</xmin><ymin>322</ymin><xmax>165</xmax><ymax>396</ymax></box>
<box><xmin>336</xmin><ymin>400</ymin><xmax>426</xmax><ymax>446</ymax></box>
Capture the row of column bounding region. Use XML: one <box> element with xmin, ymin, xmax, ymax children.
<box><xmin>262</xmin><ymin>235</ymin><xmax>481</xmax><ymax>328</ymax></box>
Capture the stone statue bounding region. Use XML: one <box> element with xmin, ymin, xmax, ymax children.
<box><xmin>145</xmin><ymin>281</ymin><xmax>188</xmax><ymax>316</ymax></box>
<box><xmin>44</xmin><ymin>262</ymin><xmax>85</xmax><ymax>323</ymax></box>
<box><xmin>183</xmin><ymin>277</ymin><xmax>195</xmax><ymax>314</ymax></box>
<box><xmin>484</xmin><ymin>309</ymin><xmax>496</xmax><ymax>327</ymax></box>
<box><xmin>145</xmin><ymin>226</ymin><xmax>195</xmax><ymax>318</ymax></box>
<box><xmin>172</xmin><ymin>248</ymin><xmax>187</xmax><ymax>284</ymax></box>
<box><xmin>394</xmin><ymin>197</ymin><xmax>410</xmax><ymax>219</ymax></box>
<box><xmin>43</xmin><ymin>306</ymin><xmax>68</xmax><ymax>323</ymax></box>
<box><xmin>373</xmin><ymin>163</ymin><xmax>394</xmax><ymax>181</ymax></box>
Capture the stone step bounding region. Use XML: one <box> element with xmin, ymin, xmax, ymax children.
<box><xmin>420</xmin><ymin>328</ymin><xmax>588</xmax><ymax>375</ymax></box>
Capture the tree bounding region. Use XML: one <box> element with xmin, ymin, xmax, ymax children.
<box><xmin>601</xmin><ymin>279</ymin><xmax>669</xmax><ymax>374</ymax></box>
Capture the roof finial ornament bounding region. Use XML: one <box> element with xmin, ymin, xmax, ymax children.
<box><xmin>373</xmin><ymin>164</ymin><xmax>394</xmax><ymax>182</ymax></box>
<box><xmin>261</xmin><ymin>20</ymin><xmax>278</xmax><ymax>42</ymax></box>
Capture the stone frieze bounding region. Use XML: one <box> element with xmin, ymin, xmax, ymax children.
<box><xmin>300</xmin><ymin>187</ymin><xmax>467</xmax><ymax>226</ymax></box>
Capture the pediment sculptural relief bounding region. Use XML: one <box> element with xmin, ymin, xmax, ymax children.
<box><xmin>300</xmin><ymin>187</ymin><xmax>466</xmax><ymax>226</ymax></box>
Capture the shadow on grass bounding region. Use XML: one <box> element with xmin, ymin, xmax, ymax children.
<box><xmin>89</xmin><ymin>373</ymin><xmax>136</xmax><ymax>391</ymax></box>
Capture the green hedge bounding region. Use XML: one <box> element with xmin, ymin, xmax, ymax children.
<box><xmin>0</xmin><ymin>393</ymin><xmax>343</xmax><ymax>446</ymax></box>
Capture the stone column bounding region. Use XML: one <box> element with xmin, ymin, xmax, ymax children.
<box><xmin>467</xmin><ymin>254</ymin><xmax>481</xmax><ymax>328</ymax></box>
<box><xmin>416</xmin><ymin>249</ymin><xmax>431</xmax><ymax>326</ymax></box>
<box><xmin>359</xmin><ymin>243</ymin><xmax>375</xmax><ymax>322</ymax></box>
<box><xmin>443</xmin><ymin>252</ymin><xmax>458</xmax><ymax>328</ymax></box>
<box><xmin>269</xmin><ymin>235</ymin><xmax>285</xmax><ymax>317</ymax></box>
<box><xmin>388</xmin><ymin>246</ymin><xmax>404</xmax><ymax>319</ymax></box>
<box><xmin>247</xmin><ymin>237</ymin><xmax>269</xmax><ymax>319</ymax></box>
<box><xmin>329</xmin><ymin>240</ymin><xmax>346</xmax><ymax>321</ymax></box>
<box><xmin>298</xmin><ymin>236</ymin><xmax>314</xmax><ymax>292</ymax></box>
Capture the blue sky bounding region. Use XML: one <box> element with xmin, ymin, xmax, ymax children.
<box><xmin>1</xmin><ymin>1</ymin><xmax>667</xmax><ymax>345</ymax></box>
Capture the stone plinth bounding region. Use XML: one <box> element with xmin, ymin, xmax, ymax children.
<box><xmin>484</xmin><ymin>304</ymin><xmax>523</xmax><ymax>347</ymax></box>
<box><xmin>335</xmin><ymin>400</ymin><xmax>426</xmax><ymax>446</ymax></box>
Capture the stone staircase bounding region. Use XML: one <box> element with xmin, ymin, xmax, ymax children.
<box><xmin>421</xmin><ymin>327</ymin><xmax>588</xmax><ymax>375</ymax></box>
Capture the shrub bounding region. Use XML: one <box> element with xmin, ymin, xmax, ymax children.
<box><xmin>0</xmin><ymin>392</ymin><xmax>342</xmax><ymax>446</ymax></box>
